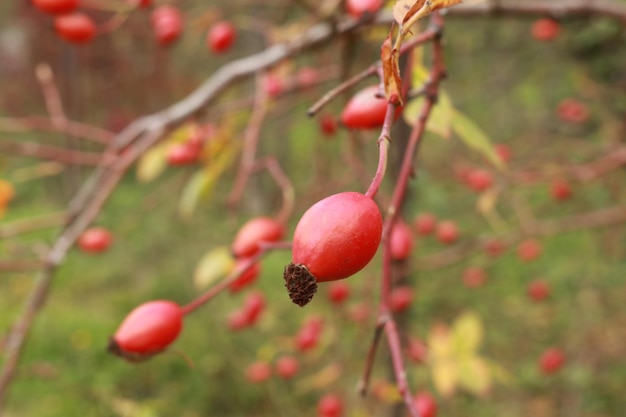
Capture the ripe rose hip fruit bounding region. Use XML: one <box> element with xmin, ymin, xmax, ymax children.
<box><xmin>207</xmin><ymin>21</ymin><xmax>236</xmax><ymax>54</ymax></box>
<box><xmin>484</xmin><ymin>238</ymin><xmax>506</xmax><ymax>257</ymax></box>
<box><xmin>551</xmin><ymin>180</ymin><xmax>572</xmax><ymax>201</ymax></box>
<box><xmin>296</xmin><ymin>67</ymin><xmax>320</xmax><ymax>89</ymax></box>
<box><xmin>151</xmin><ymin>6</ymin><xmax>183</xmax><ymax>46</ymax></box>
<box><xmin>341</xmin><ymin>85</ymin><xmax>393</xmax><ymax>130</ymax></box>
<box><xmin>78</xmin><ymin>227</ymin><xmax>113</xmax><ymax>253</ymax></box>
<box><xmin>317</xmin><ymin>393</ymin><xmax>344</xmax><ymax>417</ymax></box>
<box><xmin>557</xmin><ymin>98</ymin><xmax>589</xmax><ymax>124</ymax></box>
<box><xmin>407</xmin><ymin>337</ymin><xmax>428</xmax><ymax>364</ymax></box>
<box><xmin>414</xmin><ymin>212</ymin><xmax>437</xmax><ymax>235</ymax></box>
<box><xmin>167</xmin><ymin>142</ymin><xmax>200</xmax><ymax>166</ymax></box>
<box><xmin>319</xmin><ymin>114</ymin><xmax>338</xmax><ymax>137</ymax></box>
<box><xmin>245</xmin><ymin>361</ymin><xmax>272</xmax><ymax>383</ymax></box>
<box><xmin>531</xmin><ymin>18</ymin><xmax>560</xmax><ymax>42</ymax></box>
<box><xmin>527</xmin><ymin>279</ymin><xmax>550</xmax><ymax>302</ymax></box>
<box><xmin>327</xmin><ymin>281</ymin><xmax>351</xmax><ymax>305</ymax></box>
<box><xmin>242</xmin><ymin>290</ymin><xmax>265</xmax><ymax>324</ymax></box>
<box><xmin>390</xmin><ymin>220</ymin><xmax>414</xmax><ymax>261</ymax></box>
<box><xmin>517</xmin><ymin>239</ymin><xmax>542</xmax><ymax>262</ymax></box>
<box><xmin>284</xmin><ymin>192</ymin><xmax>382</xmax><ymax>306</ymax></box>
<box><xmin>462</xmin><ymin>266</ymin><xmax>487</xmax><ymax>288</ymax></box>
<box><xmin>413</xmin><ymin>391</ymin><xmax>438</xmax><ymax>417</ymax></box>
<box><xmin>346</xmin><ymin>0</ymin><xmax>384</xmax><ymax>18</ymax></box>
<box><xmin>436</xmin><ymin>220</ymin><xmax>458</xmax><ymax>245</ymax></box>
<box><xmin>466</xmin><ymin>169</ymin><xmax>493</xmax><ymax>192</ymax></box>
<box><xmin>33</xmin><ymin>0</ymin><xmax>78</xmax><ymax>15</ymax></box>
<box><xmin>275</xmin><ymin>355</ymin><xmax>300</xmax><ymax>379</ymax></box>
<box><xmin>228</xmin><ymin>259</ymin><xmax>261</xmax><ymax>293</ymax></box>
<box><xmin>232</xmin><ymin>217</ymin><xmax>284</xmax><ymax>258</ymax></box>
<box><xmin>108</xmin><ymin>300</ymin><xmax>183</xmax><ymax>361</ymax></box>
<box><xmin>54</xmin><ymin>13</ymin><xmax>96</xmax><ymax>44</ymax></box>
<box><xmin>494</xmin><ymin>143</ymin><xmax>512</xmax><ymax>163</ymax></box>
<box><xmin>540</xmin><ymin>347</ymin><xmax>566</xmax><ymax>374</ymax></box>
<box><xmin>390</xmin><ymin>286</ymin><xmax>414</xmax><ymax>313</ymax></box>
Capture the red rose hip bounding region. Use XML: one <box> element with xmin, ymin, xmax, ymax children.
<box><xmin>54</xmin><ymin>13</ymin><xmax>96</xmax><ymax>44</ymax></box>
<box><xmin>341</xmin><ymin>85</ymin><xmax>391</xmax><ymax>130</ymax></box>
<box><xmin>231</xmin><ymin>217</ymin><xmax>284</xmax><ymax>258</ymax></box>
<box><xmin>78</xmin><ymin>227</ymin><xmax>113</xmax><ymax>253</ymax></box>
<box><xmin>33</xmin><ymin>0</ymin><xmax>78</xmax><ymax>15</ymax></box>
<box><xmin>207</xmin><ymin>21</ymin><xmax>236</xmax><ymax>54</ymax></box>
<box><xmin>284</xmin><ymin>192</ymin><xmax>382</xmax><ymax>306</ymax></box>
<box><xmin>108</xmin><ymin>300</ymin><xmax>183</xmax><ymax>361</ymax></box>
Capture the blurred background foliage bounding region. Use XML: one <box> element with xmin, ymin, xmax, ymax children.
<box><xmin>1</xmin><ymin>1</ymin><xmax>626</xmax><ymax>417</ymax></box>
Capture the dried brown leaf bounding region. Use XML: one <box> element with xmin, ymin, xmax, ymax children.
<box><xmin>381</xmin><ymin>33</ymin><xmax>403</xmax><ymax>105</ymax></box>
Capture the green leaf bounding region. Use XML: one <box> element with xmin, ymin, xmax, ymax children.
<box><xmin>193</xmin><ymin>246</ymin><xmax>235</xmax><ymax>291</ymax></box>
<box><xmin>451</xmin><ymin>110</ymin><xmax>504</xmax><ymax>169</ymax></box>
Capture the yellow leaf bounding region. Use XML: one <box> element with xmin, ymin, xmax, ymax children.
<box><xmin>193</xmin><ymin>246</ymin><xmax>235</xmax><ymax>291</ymax></box>
<box><xmin>381</xmin><ymin>32</ymin><xmax>403</xmax><ymax>105</ymax></box>
<box><xmin>372</xmin><ymin>380</ymin><xmax>402</xmax><ymax>404</ymax></box>
<box><xmin>432</xmin><ymin>359</ymin><xmax>457</xmax><ymax>397</ymax></box>
<box><xmin>392</xmin><ymin>0</ymin><xmax>427</xmax><ymax>26</ymax></box>
<box><xmin>457</xmin><ymin>357</ymin><xmax>491</xmax><ymax>396</ymax></box>
<box><xmin>428</xmin><ymin>322</ymin><xmax>452</xmax><ymax>360</ymax></box>
<box><xmin>295</xmin><ymin>363</ymin><xmax>342</xmax><ymax>393</ymax></box>
<box><xmin>451</xmin><ymin>311</ymin><xmax>483</xmax><ymax>356</ymax></box>
<box><xmin>403</xmin><ymin>89</ymin><xmax>454</xmax><ymax>138</ymax></box>
<box><xmin>451</xmin><ymin>109</ymin><xmax>504</xmax><ymax>170</ymax></box>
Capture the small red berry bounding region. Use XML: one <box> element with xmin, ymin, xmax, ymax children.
<box><xmin>275</xmin><ymin>355</ymin><xmax>299</xmax><ymax>379</ymax></box>
<box><xmin>242</xmin><ymin>291</ymin><xmax>265</xmax><ymax>324</ymax></box>
<box><xmin>108</xmin><ymin>300</ymin><xmax>183</xmax><ymax>361</ymax></box>
<box><xmin>531</xmin><ymin>18</ymin><xmax>560</xmax><ymax>42</ymax></box>
<box><xmin>33</xmin><ymin>0</ymin><xmax>78</xmax><ymax>15</ymax></box>
<box><xmin>229</xmin><ymin>259</ymin><xmax>261</xmax><ymax>293</ymax></box>
<box><xmin>264</xmin><ymin>73</ymin><xmax>284</xmax><ymax>98</ymax></box>
<box><xmin>462</xmin><ymin>266</ymin><xmax>487</xmax><ymax>288</ymax></box>
<box><xmin>207</xmin><ymin>21</ymin><xmax>236</xmax><ymax>54</ymax></box>
<box><xmin>54</xmin><ymin>13</ymin><xmax>96</xmax><ymax>44</ymax></box>
<box><xmin>527</xmin><ymin>279</ymin><xmax>551</xmax><ymax>302</ymax></box>
<box><xmin>296</xmin><ymin>67</ymin><xmax>319</xmax><ymax>89</ymax></box>
<box><xmin>436</xmin><ymin>220</ymin><xmax>458</xmax><ymax>245</ymax></box>
<box><xmin>539</xmin><ymin>347</ymin><xmax>566</xmax><ymax>374</ymax></box>
<box><xmin>151</xmin><ymin>6</ymin><xmax>183</xmax><ymax>46</ymax></box>
<box><xmin>284</xmin><ymin>192</ymin><xmax>382</xmax><ymax>306</ymax></box>
<box><xmin>551</xmin><ymin>180</ymin><xmax>572</xmax><ymax>201</ymax></box>
<box><xmin>517</xmin><ymin>239</ymin><xmax>542</xmax><ymax>262</ymax></box>
<box><xmin>484</xmin><ymin>238</ymin><xmax>506</xmax><ymax>257</ymax></box>
<box><xmin>494</xmin><ymin>144</ymin><xmax>512</xmax><ymax>163</ymax></box>
<box><xmin>390</xmin><ymin>286</ymin><xmax>414</xmax><ymax>313</ymax></box>
<box><xmin>78</xmin><ymin>227</ymin><xmax>113</xmax><ymax>254</ymax></box>
<box><xmin>167</xmin><ymin>142</ymin><xmax>200</xmax><ymax>166</ymax></box>
<box><xmin>390</xmin><ymin>221</ymin><xmax>414</xmax><ymax>261</ymax></box>
<box><xmin>466</xmin><ymin>169</ymin><xmax>494</xmax><ymax>192</ymax></box>
<box><xmin>348</xmin><ymin>303</ymin><xmax>370</xmax><ymax>323</ymax></box>
<box><xmin>245</xmin><ymin>361</ymin><xmax>272</xmax><ymax>383</ymax></box>
<box><xmin>317</xmin><ymin>393</ymin><xmax>344</xmax><ymax>417</ymax></box>
<box><xmin>407</xmin><ymin>337</ymin><xmax>428</xmax><ymax>364</ymax></box>
<box><xmin>295</xmin><ymin>316</ymin><xmax>323</xmax><ymax>352</ymax></box>
<box><xmin>557</xmin><ymin>98</ymin><xmax>589</xmax><ymax>124</ymax></box>
<box><xmin>327</xmin><ymin>281</ymin><xmax>351</xmax><ymax>305</ymax></box>
<box><xmin>232</xmin><ymin>217</ymin><xmax>285</xmax><ymax>258</ymax></box>
<box><xmin>319</xmin><ymin>114</ymin><xmax>338</xmax><ymax>137</ymax></box>
<box><xmin>341</xmin><ymin>85</ymin><xmax>394</xmax><ymax>130</ymax></box>
<box><xmin>413</xmin><ymin>391</ymin><xmax>437</xmax><ymax>417</ymax></box>
<box><xmin>346</xmin><ymin>0</ymin><xmax>384</xmax><ymax>18</ymax></box>
<box><xmin>414</xmin><ymin>213</ymin><xmax>437</xmax><ymax>236</ymax></box>
<box><xmin>227</xmin><ymin>309</ymin><xmax>250</xmax><ymax>331</ymax></box>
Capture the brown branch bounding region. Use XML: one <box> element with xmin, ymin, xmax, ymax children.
<box><xmin>0</xmin><ymin>212</ymin><xmax>66</xmax><ymax>240</ymax></box>
<box><xmin>0</xmin><ymin>117</ymin><xmax>113</xmax><ymax>145</ymax></box>
<box><xmin>0</xmin><ymin>140</ymin><xmax>108</xmax><ymax>166</ymax></box>
<box><xmin>35</xmin><ymin>63</ymin><xmax>66</xmax><ymax>130</ymax></box>
<box><xmin>448</xmin><ymin>0</ymin><xmax>626</xmax><ymax>20</ymax></box>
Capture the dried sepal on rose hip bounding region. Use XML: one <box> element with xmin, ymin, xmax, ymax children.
<box><xmin>284</xmin><ymin>192</ymin><xmax>382</xmax><ymax>306</ymax></box>
<box><xmin>108</xmin><ymin>300</ymin><xmax>183</xmax><ymax>362</ymax></box>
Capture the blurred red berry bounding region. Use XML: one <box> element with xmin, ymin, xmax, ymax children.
<box><xmin>167</xmin><ymin>142</ymin><xmax>200</xmax><ymax>166</ymax></box>
<box><xmin>527</xmin><ymin>279</ymin><xmax>551</xmax><ymax>302</ymax></box>
<box><xmin>517</xmin><ymin>239</ymin><xmax>542</xmax><ymax>262</ymax></box>
<box><xmin>436</xmin><ymin>220</ymin><xmax>458</xmax><ymax>245</ymax></box>
<box><xmin>551</xmin><ymin>180</ymin><xmax>572</xmax><ymax>201</ymax></box>
<box><xmin>327</xmin><ymin>281</ymin><xmax>351</xmax><ymax>305</ymax></box>
<box><xmin>494</xmin><ymin>143</ymin><xmax>512</xmax><ymax>163</ymax></box>
<box><xmin>296</xmin><ymin>67</ymin><xmax>319</xmax><ymax>89</ymax></box>
<box><xmin>484</xmin><ymin>239</ymin><xmax>506</xmax><ymax>257</ymax></box>
<box><xmin>390</xmin><ymin>286</ymin><xmax>414</xmax><ymax>313</ymax></box>
<box><xmin>531</xmin><ymin>18</ymin><xmax>560</xmax><ymax>42</ymax></box>
<box><xmin>407</xmin><ymin>337</ymin><xmax>428</xmax><ymax>364</ymax></box>
<box><xmin>78</xmin><ymin>227</ymin><xmax>113</xmax><ymax>254</ymax></box>
<box><xmin>227</xmin><ymin>309</ymin><xmax>250</xmax><ymax>331</ymax></box>
<box><xmin>242</xmin><ymin>291</ymin><xmax>265</xmax><ymax>324</ymax></box>
<box><xmin>275</xmin><ymin>355</ymin><xmax>300</xmax><ymax>379</ymax></box>
<box><xmin>246</xmin><ymin>361</ymin><xmax>272</xmax><ymax>383</ymax></box>
<box><xmin>346</xmin><ymin>0</ymin><xmax>384</xmax><ymax>18</ymax></box>
<box><xmin>557</xmin><ymin>98</ymin><xmax>589</xmax><ymax>124</ymax></box>
<box><xmin>207</xmin><ymin>21</ymin><xmax>236</xmax><ymax>54</ymax></box>
<box><xmin>319</xmin><ymin>114</ymin><xmax>338</xmax><ymax>136</ymax></box>
<box><xmin>231</xmin><ymin>217</ymin><xmax>285</xmax><ymax>258</ymax></box>
<box><xmin>413</xmin><ymin>391</ymin><xmax>437</xmax><ymax>417</ymax></box>
<box><xmin>462</xmin><ymin>266</ymin><xmax>487</xmax><ymax>288</ymax></box>
<box><xmin>466</xmin><ymin>169</ymin><xmax>494</xmax><ymax>192</ymax></box>
<box><xmin>348</xmin><ymin>303</ymin><xmax>370</xmax><ymax>323</ymax></box>
<box><xmin>54</xmin><ymin>13</ymin><xmax>96</xmax><ymax>44</ymax></box>
<box><xmin>264</xmin><ymin>74</ymin><xmax>284</xmax><ymax>98</ymax></box>
<box><xmin>151</xmin><ymin>6</ymin><xmax>183</xmax><ymax>46</ymax></box>
<box><xmin>390</xmin><ymin>221</ymin><xmax>414</xmax><ymax>261</ymax></box>
<box><xmin>229</xmin><ymin>260</ymin><xmax>261</xmax><ymax>293</ymax></box>
<box><xmin>317</xmin><ymin>393</ymin><xmax>344</xmax><ymax>417</ymax></box>
<box><xmin>414</xmin><ymin>213</ymin><xmax>437</xmax><ymax>236</ymax></box>
<box><xmin>33</xmin><ymin>0</ymin><xmax>78</xmax><ymax>15</ymax></box>
<box><xmin>540</xmin><ymin>347</ymin><xmax>566</xmax><ymax>374</ymax></box>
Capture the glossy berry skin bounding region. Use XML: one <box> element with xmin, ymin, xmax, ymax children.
<box><xmin>390</xmin><ymin>286</ymin><xmax>414</xmax><ymax>313</ymax></box>
<box><xmin>275</xmin><ymin>355</ymin><xmax>299</xmax><ymax>379</ymax></box>
<box><xmin>540</xmin><ymin>347</ymin><xmax>566</xmax><ymax>374</ymax></box>
<box><xmin>341</xmin><ymin>85</ymin><xmax>390</xmax><ymax>130</ymax></box>
<box><xmin>54</xmin><ymin>13</ymin><xmax>96</xmax><ymax>44</ymax></box>
<box><xmin>346</xmin><ymin>0</ymin><xmax>384</xmax><ymax>18</ymax></box>
<box><xmin>151</xmin><ymin>6</ymin><xmax>183</xmax><ymax>46</ymax></box>
<box><xmin>229</xmin><ymin>260</ymin><xmax>261</xmax><ymax>293</ymax></box>
<box><xmin>517</xmin><ymin>239</ymin><xmax>542</xmax><ymax>262</ymax></box>
<box><xmin>414</xmin><ymin>213</ymin><xmax>437</xmax><ymax>236</ymax></box>
<box><xmin>466</xmin><ymin>169</ymin><xmax>493</xmax><ymax>192</ymax></box>
<box><xmin>390</xmin><ymin>221</ymin><xmax>414</xmax><ymax>261</ymax></box>
<box><xmin>284</xmin><ymin>192</ymin><xmax>382</xmax><ymax>306</ymax></box>
<box><xmin>232</xmin><ymin>217</ymin><xmax>285</xmax><ymax>258</ymax></box>
<box><xmin>317</xmin><ymin>393</ymin><xmax>343</xmax><ymax>417</ymax></box>
<box><xmin>33</xmin><ymin>0</ymin><xmax>78</xmax><ymax>15</ymax></box>
<box><xmin>531</xmin><ymin>18</ymin><xmax>560</xmax><ymax>42</ymax></box>
<box><xmin>78</xmin><ymin>227</ymin><xmax>113</xmax><ymax>253</ymax></box>
<box><xmin>551</xmin><ymin>180</ymin><xmax>572</xmax><ymax>201</ymax></box>
<box><xmin>436</xmin><ymin>220</ymin><xmax>458</xmax><ymax>245</ymax></box>
<box><xmin>327</xmin><ymin>281</ymin><xmax>351</xmax><ymax>305</ymax></box>
<box><xmin>527</xmin><ymin>279</ymin><xmax>551</xmax><ymax>302</ymax></box>
<box><xmin>108</xmin><ymin>300</ymin><xmax>183</xmax><ymax>361</ymax></box>
<box><xmin>413</xmin><ymin>391</ymin><xmax>437</xmax><ymax>417</ymax></box>
<box><xmin>245</xmin><ymin>361</ymin><xmax>272</xmax><ymax>383</ymax></box>
<box><xmin>207</xmin><ymin>21</ymin><xmax>236</xmax><ymax>54</ymax></box>
<box><xmin>557</xmin><ymin>98</ymin><xmax>589</xmax><ymax>124</ymax></box>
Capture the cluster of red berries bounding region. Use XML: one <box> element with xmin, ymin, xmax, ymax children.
<box><xmin>33</xmin><ymin>0</ymin><xmax>96</xmax><ymax>44</ymax></box>
<box><xmin>245</xmin><ymin>354</ymin><xmax>300</xmax><ymax>383</ymax></box>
